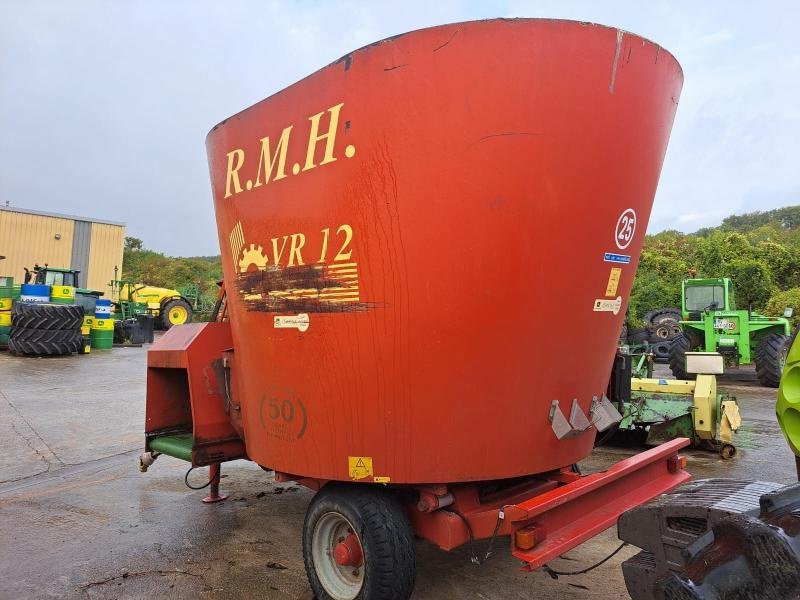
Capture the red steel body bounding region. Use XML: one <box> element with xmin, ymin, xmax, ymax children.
<box><xmin>203</xmin><ymin>18</ymin><xmax>683</xmax><ymax>484</ymax></box>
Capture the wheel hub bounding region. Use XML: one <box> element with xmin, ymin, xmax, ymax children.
<box><xmin>311</xmin><ymin>511</ymin><xmax>365</xmax><ymax>599</ymax></box>
<box><xmin>334</xmin><ymin>533</ymin><xmax>363</xmax><ymax>567</ymax></box>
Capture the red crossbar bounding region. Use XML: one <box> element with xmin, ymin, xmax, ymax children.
<box><xmin>510</xmin><ymin>438</ymin><xmax>691</xmax><ymax>570</ymax></box>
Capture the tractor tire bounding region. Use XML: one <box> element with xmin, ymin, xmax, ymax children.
<box><xmin>10</xmin><ymin>302</ymin><xmax>83</xmax><ymax>330</ymax></box>
<box><xmin>669</xmin><ymin>332</ymin><xmax>699</xmax><ymax>380</ymax></box>
<box><xmin>642</xmin><ymin>310</ymin><xmax>660</xmax><ymax>326</ymax></box>
<box><xmin>303</xmin><ymin>483</ymin><xmax>415</xmax><ymax>600</ymax></box>
<box><xmin>10</xmin><ymin>328</ymin><xmax>83</xmax><ymax>343</ymax></box>
<box><xmin>650</xmin><ymin>308</ymin><xmax>681</xmax><ymax>326</ymax></box>
<box><xmin>755</xmin><ymin>333</ymin><xmax>790</xmax><ymax>388</ymax></box>
<box><xmin>651</xmin><ymin>341</ymin><xmax>671</xmax><ymax>362</ymax></box>
<box><xmin>627</xmin><ymin>327</ymin><xmax>651</xmax><ymax>345</ymax></box>
<box><xmin>619</xmin><ymin>479</ymin><xmax>800</xmax><ymax>600</ymax></box>
<box><xmin>7</xmin><ymin>332</ymin><xmax>82</xmax><ymax>356</ymax></box>
<box><xmin>642</xmin><ymin>308</ymin><xmax>681</xmax><ymax>328</ymax></box>
<box><xmin>651</xmin><ymin>318</ymin><xmax>682</xmax><ymax>341</ymax></box>
<box><xmin>160</xmin><ymin>298</ymin><xmax>192</xmax><ymax>330</ymax></box>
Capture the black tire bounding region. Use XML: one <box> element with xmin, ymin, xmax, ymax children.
<box><xmin>8</xmin><ymin>335</ymin><xmax>82</xmax><ymax>356</ymax></box>
<box><xmin>755</xmin><ymin>333</ymin><xmax>790</xmax><ymax>388</ymax></box>
<box><xmin>303</xmin><ymin>484</ymin><xmax>415</xmax><ymax>600</ymax></box>
<box><xmin>628</xmin><ymin>327</ymin><xmax>650</xmax><ymax>345</ymax></box>
<box><xmin>11</xmin><ymin>302</ymin><xmax>83</xmax><ymax>330</ymax></box>
<box><xmin>642</xmin><ymin>309</ymin><xmax>660</xmax><ymax>326</ymax></box>
<box><xmin>619</xmin><ymin>479</ymin><xmax>799</xmax><ymax>600</ymax></box>
<box><xmin>10</xmin><ymin>328</ymin><xmax>83</xmax><ymax>343</ymax></box>
<box><xmin>669</xmin><ymin>332</ymin><xmax>700</xmax><ymax>380</ymax></box>
<box><xmin>642</xmin><ymin>308</ymin><xmax>681</xmax><ymax>327</ymax></box>
<box><xmin>651</xmin><ymin>318</ymin><xmax>683</xmax><ymax>342</ymax></box>
<box><xmin>160</xmin><ymin>298</ymin><xmax>192</xmax><ymax>330</ymax></box>
<box><xmin>651</xmin><ymin>341</ymin><xmax>672</xmax><ymax>362</ymax></box>
<box><xmin>650</xmin><ymin>308</ymin><xmax>681</xmax><ymax>326</ymax></box>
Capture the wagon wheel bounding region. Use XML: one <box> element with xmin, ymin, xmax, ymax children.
<box><xmin>303</xmin><ymin>484</ymin><xmax>415</xmax><ymax>600</ymax></box>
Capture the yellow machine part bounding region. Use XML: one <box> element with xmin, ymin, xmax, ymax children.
<box><xmin>0</xmin><ymin>311</ymin><xmax>10</xmax><ymax>326</ymax></box>
<box><xmin>693</xmin><ymin>374</ymin><xmax>717</xmax><ymax>440</ymax></box>
<box><xmin>0</xmin><ymin>298</ymin><xmax>12</xmax><ymax>311</ymax></box>
<box><xmin>631</xmin><ymin>374</ymin><xmax>740</xmax><ymax>443</ymax></box>
<box><xmin>719</xmin><ymin>400</ymin><xmax>742</xmax><ymax>444</ymax></box>
<box><xmin>631</xmin><ymin>378</ymin><xmax>696</xmax><ymax>394</ymax></box>
<box><xmin>121</xmin><ymin>284</ymin><xmax>183</xmax><ymax>313</ymax></box>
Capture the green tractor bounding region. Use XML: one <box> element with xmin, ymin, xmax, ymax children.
<box><xmin>669</xmin><ymin>276</ymin><xmax>791</xmax><ymax>387</ymax></box>
<box><xmin>26</xmin><ymin>264</ymin><xmax>97</xmax><ymax>294</ymax></box>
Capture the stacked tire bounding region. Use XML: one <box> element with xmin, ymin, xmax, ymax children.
<box><xmin>641</xmin><ymin>308</ymin><xmax>683</xmax><ymax>362</ymax></box>
<box><xmin>8</xmin><ymin>303</ymin><xmax>84</xmax><ymax>356</ymax></box>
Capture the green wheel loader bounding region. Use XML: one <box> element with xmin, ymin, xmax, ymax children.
<box><xmin>668</xmin><ymin>276</ymin><xmax>791</xmax><ymax>387</ymax></box>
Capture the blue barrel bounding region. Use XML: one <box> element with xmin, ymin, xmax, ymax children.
<box><xmin>95</xmin><ymin>298</ymin><xmax>112</xmax><ymax>318</ymax></box>
<box><xmin>19</xmin><ymin>284</ymin><xmax>50</xmax><ymax>303</ymax></box>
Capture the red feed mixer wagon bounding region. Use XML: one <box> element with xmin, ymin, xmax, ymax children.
<box><xmin>140</xmin><ymin>18</ymin><xmax>687</xmax><ymax>599</ymax></box>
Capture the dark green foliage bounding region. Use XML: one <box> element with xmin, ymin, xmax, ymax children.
<box><xmin>630</xmin><ymin>206</ymin><xmax>800</xmax><ymax>320</ymax></box>
<box><xmin>122</xmin><ymin>237</ymin><xmax>222</xmax><ymax>299</ymax></box>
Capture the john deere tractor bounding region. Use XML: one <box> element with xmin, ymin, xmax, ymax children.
<box><xmin>111</xmin><ymin>280</ymin><xmax>193</xmax><ymax>329</ymax></box>
<box><xmin>668</xmin><ymin>276</ymin><xmax>790</xmax><ymax>387</ymax></box>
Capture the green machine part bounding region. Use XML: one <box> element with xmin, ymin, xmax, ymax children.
<box><xmin>618</xmin><ymin>376</ymin><xmax>741</xmax><ymax>454</ymax></box>
<box><xmin>777</xmin><ymin>332</ymin><xmax>800</xmax><ymax>456</ymax></box>
<box><xmin>148</xmin><ymin>433</ymin><xmax>193</xmax><ymax>462</ymax></box>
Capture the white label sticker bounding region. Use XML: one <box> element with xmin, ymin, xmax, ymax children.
<box><xmin>274</xmin><ymin>313</ymin><xmax>310</xmax><ymax>332</ymax></box>
<box><xmin>615</xmin><ymin>208</ymin><xmax>637</xmax><ymax>250</ymax></box>
<box><xmin>593</xmin><ymin>297</ymin><xmax>622</xmax><ymax>315</ymax></box>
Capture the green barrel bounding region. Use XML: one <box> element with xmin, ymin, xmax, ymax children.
<box><xmin>90</xmin><ymin>328</ymin><xmax>114</xmax><ymax>350</ymax></box>
<box><xmin>50</xmin><ymin>297</ymin><xmax>75</xmax><ymax>305</ymax></box>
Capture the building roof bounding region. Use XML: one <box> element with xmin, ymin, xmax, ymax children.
<box><xmin>0</xmin><ymin>206</ymin><xmax>125</xmax><ymax>227</ymax></box>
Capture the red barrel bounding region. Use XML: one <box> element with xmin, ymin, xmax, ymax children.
<box><xmin>206</xmin><ymin>19</ymin><xmax>682</xmax><ymax>483</ymax></box>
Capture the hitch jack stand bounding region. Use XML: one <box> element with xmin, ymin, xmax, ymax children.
<box><xmin>202</xmin><ymin>463</ymin><xmax>228</xmax><ymax>504</ymax></box>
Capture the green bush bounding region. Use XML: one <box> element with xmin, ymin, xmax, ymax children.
<box><xmin>766</xmin><ymin>288</ymin><xmax>800</xmax><ymax>328</ymax></box>
<box><xmin>627</xmin><ymin>206</ymin><xmax>800</xmax><ymax>320</ymax></box>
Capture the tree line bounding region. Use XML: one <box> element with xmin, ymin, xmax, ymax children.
<box><xmin>630</xmin><ymin>206</ymin><xmax>800</xmax><ymax>327</ymax></box>
<box><xmin>122</xmin><ymin>237</ymin><xmax>222</xmax><ymax>301</ymax></box>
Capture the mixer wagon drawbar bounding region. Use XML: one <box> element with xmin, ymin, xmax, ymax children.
<box><xmin>139</xmin><ymin>19</ymin><xmax>687</xmax><ymax>599</ymax></box>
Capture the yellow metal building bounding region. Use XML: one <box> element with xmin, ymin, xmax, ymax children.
<box><xmin>0</xmin><ymin>207</ymin><xmax>125</xmax><ymax>295</ymax></box>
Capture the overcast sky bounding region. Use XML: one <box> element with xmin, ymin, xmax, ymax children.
<box><xmin>1</xmin><ymin>1</ymin><xmax>798</xmax><ymax>256</ymax></box>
